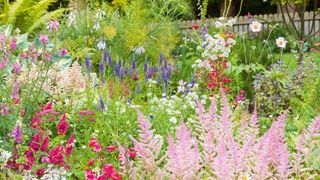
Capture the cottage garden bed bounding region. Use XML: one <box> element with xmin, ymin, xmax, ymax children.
<box><xmin>0</xmin><ymin>1</ymin><xmax>320</xmax><ymax>179</ymax></box>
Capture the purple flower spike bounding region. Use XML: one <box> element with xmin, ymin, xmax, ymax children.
<box><xmin>12</xmin><ymin>123</ymin><xmax>23</xmax><ymax>144</ymax></box>
<box><xmin>132</xmin><ymin>57</ymin><xmax>136</xmax><ymax>70</ymax></box>
<box><xmin>99</xmin><ymin>57</ymin><xmax>105</xmax><ymax>73</ymax></box>
<box><xmin>107</xmin><ymin>52</ymin><xmax>112</xmax><ymax>66</ymax></box>
<box><xmin>159</xmin><ymin>53</ymin><xmax>163</xmax><ymax>65</ymax></box>
<box><xmin>143</xmin><ymin>59</ymin><xmax>148</xmax><ymax>73</ymax></box>
<box><xmin>164</xmin><ymin>58</ymin><xmax>168</xmax><ymax>69</ymax></box>
<box><xmin>85</xmin><ymin>55</ymin><xmax>92</xmax><ymax>72</ymax></box>
<box><xmin>98</xmin><ymin>97</ymin><xmax>105</xmax><ymax>111</ymax></box>
<box><xmin>103</xmin><ymin>49</ymin><xmax>107</xmax><ymax>64</ymax></box>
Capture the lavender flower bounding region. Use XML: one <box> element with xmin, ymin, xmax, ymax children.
<box><xmin>134</xmin><ymin>46</ymin><xmax>145</xmax><ymax>55</ymax></box>
<box><xmin>85</xmin><ymin>55</ymin><xmax>92</xmax><ymax>72</ymax></box>
<box><xmin>103</xmin><ymin>49</ymin><xmax>107</xmax><ymax>64</ymax></box>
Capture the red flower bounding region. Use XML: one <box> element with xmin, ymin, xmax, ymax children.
<box><xmin>44</xmin><ymin>102</ymin><xmax>52</xmax><ymax>110</ymax></box>
<box><xmin>40</xmin><ymin>136</ymin><xmax>49</xmax><ymax>151</ymax></box>
<box><xmin>45</xmin><ymin>145</ymin><xmax>65</xmax><ymax>166</ymax></box>
<box><xmin>30</xmin><ymin>133</ymin><xmax>43</xmax><ymax>151</ymax></box>
<box><xmin>89</xmin><ymin>138</ymin><xmax>102</xmax><ymax>152</ymax></box>
<box><xmin>87</xmin><ymin>158</ymin><xmax>96</xmax><ymax>166</ymax></box>
<box><xmin>68</xmin><ymin>134</ymin><xmax>75</xmax><ymax>145</ymax></box>
<box><xmin>85</xmin><ymin>169</ymin><xmax>96</xmax><ymax>180</ymax></box>
<box><xmin>192</xmin><ymin>24</ymin><xmax>200</xmax><ymax>29</ymax></box>
<box><xmin>65</xmin><ymin>145</ymin><xmax>73</xmax><ymax>156</ymax></box>
<box><xmin>36</xmin><ymin>168</ymin><xmax>46</xmax><ymax>177</ymax></box>
<box><xmin>102</xmin><ymin>164</ymin><xmax>122</xmax><ymax>180</ymax></box>
<box><xmin>57</xmin><ymin>113</ymin><xmax>69</xmax><ymax>135</ymax></box>
<box><xmin>106</xmin><ymin>146</ymin><xmax>116</xmax><ymax>152</ymax></box>
<box><xmin>127</xmin><ymin>147</ymin><xmax>137</xmax><ymax>159</ymax></box>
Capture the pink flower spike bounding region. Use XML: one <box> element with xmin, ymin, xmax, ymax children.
<box><xmin>57</xmin><ymin>113</ymin><xmax>69</xmax><ymax>135</ymax></box>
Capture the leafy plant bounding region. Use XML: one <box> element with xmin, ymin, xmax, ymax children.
<box><xmin>0</xmin><ymin>0</ymin><xmax>66</xmax><ymax>33</ymax></box>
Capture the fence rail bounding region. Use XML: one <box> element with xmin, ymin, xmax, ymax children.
<box><xmin>177</xmin><ymin>11</ymin><xmax>320</xmax><ymax>37</ymax></box>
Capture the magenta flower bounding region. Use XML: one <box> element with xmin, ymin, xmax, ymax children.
<box><xmin>39</xmin><ymin>35</ymin><xmax>49</xmax><ymax>44</ymax></box>
<box><xmin>85</xmin><ymin>169</ymin><xmax>96</xmax><ymax>180</ymax></box>
<box><xmin>89</xmin><ymin>138</ymin><xmax>102</xmax><ymax>152</ymax></box>
<box><xmin>57</xmin><ymin>113</ymin><xmax>69</xmax><ymax>136</ymax></box>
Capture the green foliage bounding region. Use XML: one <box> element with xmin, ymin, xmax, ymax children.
<box><xmin>0</xmin><ymin>0</ymin><xmax>67</xmax><ymax>33</ymax></box>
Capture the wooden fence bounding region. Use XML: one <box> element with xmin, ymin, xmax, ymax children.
<box><xmin>177</xmin><ymin>11</ymin><xmax>320</xmax><ymax>37</ymax></box>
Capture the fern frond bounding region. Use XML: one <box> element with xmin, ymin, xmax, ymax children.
<box><xmin>27</xmin><ymin>8</ymin><xmax>66</xmax><ymax>33</ymax></box>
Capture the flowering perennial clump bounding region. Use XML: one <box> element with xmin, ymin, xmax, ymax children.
<box><xmin>120</xmin><ymin>92</ymin><xmax>320</xmax><ymax>179</ymax></box>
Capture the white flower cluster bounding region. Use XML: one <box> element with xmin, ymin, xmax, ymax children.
<box><xmin>195</xmin><ymin>33</ymin><xmax>235</xmax><ymax>68</ymax></box>
<box><xmin>214</xmin><ymin>17</ymin><xmax>236</xmax><ymax>29</ymax></box>
<box><xmin>149</xmin><ymin>83</ymin><xmax>202</xmax><ymax>120</ymax></box>
<box><xmin>0</xmin><ymin>148</ymin><xmax>12</xmax><ymax>162</ymax></box>
<box><xmin>40</xmin><ymin>165</ymin><xmax>67</xmax><ymax>180</ymax></box>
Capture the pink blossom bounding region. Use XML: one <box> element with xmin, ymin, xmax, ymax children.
<box><xmin>39</xmin><ymin>35</ymin><xmax>49</xmax><ymax>44</ymax></box>
<box><xmin>29</xmin><ymin>133</ymin><xmax>43</xmax><ymax>151</ymax></box>
<box><xmin>65</xmin><ymin>145</ymin><xmax>73</xmax><ymax>156</ymax></box>
<box><xmin>45</xmin><ymin>145</ymin><xmax>65</xmax><ymax>166</ymax></box>
<box><xmin>68</xmin><ymin>134</ymin><xmax>75</xmax><ymax>144</ymax></box>
<box><xmin>59</xmin><ymin>48</ymin><xmax>68</xmax><ymax>56</ymax></box>
<box><xmin>9</xmin><ymin>38</ymin><xmax>17</xmax><ymax>50</ymax></box>
<box><xmin>87</xmin><ymin>158</ymin><xmax>96</xmax><ymax>166</ymax></box>
<box><xmin>85</xmin><ymin>169</ymin><xmax>96</xmax><ymax>180</ymax></box>
<box><xmin>49</xmin><ymin>20</ymin><xmax>60</xmax><ymax>31</ymax></box>
<box><xmin>12</xmin><ymin>62</ymin><xmax>21</xmax><ymax>74</ymax></box>
<box><xmin>106</xmin><ymin>145</ymin><xmax>116</xmax><ymax>152</ymax></box>
<box><xmin>89</xmin><ymin>138</ymin><xmax>102</xmax><ymax>152</ymax></box>
<box><xmin>41</xmin><ymin>136</ymin><xmax>49</xmax><ymax>151</ymax></box>
<box><xmin>1</xmin><ymin>103</ymin><xmax>9</xmax><ymax>116</ymax></box>
<box><xmin>57</xmin><ymin>113</ymin><xmax>69</xmax><ymax>135</ymax></box>
<box><xmin>11</xmin><ymin>123</ymin><xmax>23</xmax><ymax>144</ymax></box>
<box><xmin>36</xmin><ymin>168</ymin><xmax>46</xmax><ymax>177</ymax></box>
<box><xmin>0</xmin><ymin>57</ymin><xmax>9</xmax><ymax>70</ymax></box>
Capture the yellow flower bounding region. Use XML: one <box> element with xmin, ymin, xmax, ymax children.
<box><xmin>103</xmin><ymin>25</ymin><xmax>117</xmax><ymax>40</ymax></box>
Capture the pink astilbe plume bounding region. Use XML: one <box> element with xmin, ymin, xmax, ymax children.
<box><xmin>129</xmin><ymin>109</ymin><xmax>164</xmax><ymax>178</ymax></box>
<box><xmin>253</xmin><ymin>110</ymin><xmax>290</xmax><ymax>179</ymax></box>
<box><xmin>126</xmin><ymin>92</ymin><xmax>320</xmax><ymax>179</ymax></box>
<box><xmin>165</xmin><ymin>122</ymin><xmax>201</xmax><ymax>179</ymax></box>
